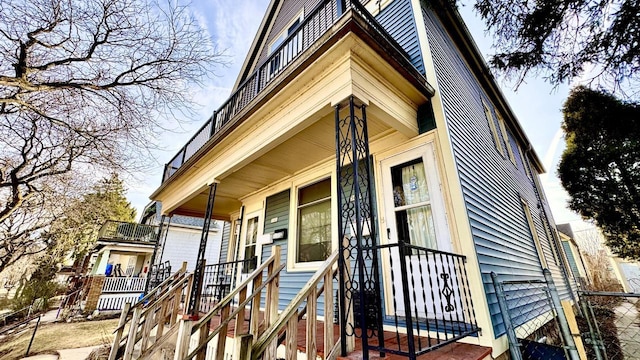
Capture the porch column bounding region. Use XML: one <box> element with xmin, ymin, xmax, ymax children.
<box><xmin>186</xmin><ymin>181</ymin><xmax>218</xmax><ymax>318</ymax></box>
<box><xmin>144</xmin><ymin>214</ymin><xmax>166</xmax><ymax>294</ymax></box>
<box><xmin>335</xmin><ymin>96</ymin><xmax>385</xmax><ymax>358</ymax></box>
<box><xmin>94</xmin><ymin>249</ymin><xmax>111</xmax><ymax>275</ymax></box>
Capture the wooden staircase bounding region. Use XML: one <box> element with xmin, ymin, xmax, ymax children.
<box><xmin>110</xmin><ymin>246</ymin><xmax>491</xmax><ymax>360</ymax></box>
<box><xmin>108</xmin><ymin>262</ymin><xmax>191</xmax><ymax>360</ymax></box>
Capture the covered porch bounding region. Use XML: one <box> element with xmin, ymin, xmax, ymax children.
<box><xmin>148</xmin><ymin>1</ymin><xmax>485</xmax><ymax>358</ymax></box>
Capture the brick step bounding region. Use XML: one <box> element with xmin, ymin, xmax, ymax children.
<box><xmin>336</xmin><ymin>342</ymin><xmax>492</xmax><ymax>360</ymax></box>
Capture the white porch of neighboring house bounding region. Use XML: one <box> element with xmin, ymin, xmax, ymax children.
<box><xmin>83</xmin><ymin>221</ymin><xmax>159</xmax><ymax>312</ymax></box>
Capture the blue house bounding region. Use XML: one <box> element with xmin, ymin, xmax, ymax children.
<box><xmin>144</xmin><ymin>0</ymin><xmax>573</xmax><ymax>359</ymax></box>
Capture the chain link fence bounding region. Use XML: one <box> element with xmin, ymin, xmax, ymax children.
<box><xmin>492</xmin><ymin>271</ymin><xmax>574</xmax><ymax>360</ymax></box>
<box><xmin>578</xmin><ymin>292</ymin><xmax>640</xmax><ymax>360</ymax></box>
<box><xmin>492</xmin><ymin>269</ymin><xmax>640</xmax><ymax>360</ymax></box>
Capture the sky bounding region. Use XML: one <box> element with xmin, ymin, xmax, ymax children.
<box><xmin>124</xmin><ymin>0</ymin><xmax>584</xmax><ymax>226</ymax></box>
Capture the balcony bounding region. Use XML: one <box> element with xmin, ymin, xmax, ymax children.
<box><xmin>97</xmin><ymin>220</ymin><xmax>159</xmax><ymax>243</ymax></box>
<box><xmin>161</xmin><ymin>0</ymin><xmax>430</xmax><ymax>185</ymax></box>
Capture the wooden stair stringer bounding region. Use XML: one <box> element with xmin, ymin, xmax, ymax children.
<box><xmin>137</xmin><ymin>324</ymin><xmax>180</xmax><ymax>360</ymax></box>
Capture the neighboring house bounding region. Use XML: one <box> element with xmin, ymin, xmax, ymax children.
<box><xmin>148</xmin><ymin>0</ymin><xmax>572</xmax><ymax>358</ymax></box>
<box><xmin>140</xmin><ymin>201</ymin><xmax>224</xmax><ymax>273</ymax></box>
<box><xmin>556</xmin><ymin>228</ymin><xmax>591</xmax><ymax>288</ymax></box>
<box><xmin>83</xmin><ymin>220</ymin><xmax>160</xmax><ymax>312</ymax></box>
<box><xmin>558</xmin><ymin>222</ymin><xmax>637</xmax><ymax>293</ymax></box>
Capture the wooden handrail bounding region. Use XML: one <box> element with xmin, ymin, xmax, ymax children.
<box><xmin>109</xmin><ymin>271</ymin><xmax>191</xmax><ymax>360</ymax></box>
<box><xmin>186</xmin><ymin>262</ymin><xmax>286</xmax><ymax>359</ymax></box>
<box><xmin>175</xmin><ymin>246</ymin><xmax>284</xmax><ymax>360</ymax></box>
<box><xmin>192</xmin><ymin>248</ymin><xmax>280</xmax><ymax>328</ymax></box>
<box><xmin>252</xmin><ymin>250</ymin><xmax>339</xmax><ymax>359</ymax></box>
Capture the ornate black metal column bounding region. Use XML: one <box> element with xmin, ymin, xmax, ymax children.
<box><xmin>144</xmin><ymin>214</ymin><xmax>166</xmax><ymax>294</ymax></box>
<box><xmin>187</xmin><ymin>182</ymin><xmax>218</xmax><ymax>318</ymax></box>
<box><xmin>335</xmin><ymin>96</ymin><xmax>385</xmax><ymax>358</ymax></box>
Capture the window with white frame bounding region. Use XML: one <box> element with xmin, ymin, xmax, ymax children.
<box><xmin>296</xmin><ymin>178</ymin><xmax>332</xmax><ymax>263</ymax></box>
<box><xmin>497</xmin><ymin>114</ymin><xmax>516</xmax><ymax>165</ymax></box>
<box><xmin>483</xmin><ymin>101</ymin><xmax>504</xmax><ymax>156</ymax></box>
<box><xmin>521</xmin><ymin>198</ymin><xmax>548</xmax><ymax>269</ymax></box>
<box><xmin>268</xmin><ymin>10</ymin><xmax>304</xmax><ymax>78</ymax></box>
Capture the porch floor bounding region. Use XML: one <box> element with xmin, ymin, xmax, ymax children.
<box><xmin>202</xmin><ymin>308</ymin><xmax>490</xmax><ymax>360</ymax></box>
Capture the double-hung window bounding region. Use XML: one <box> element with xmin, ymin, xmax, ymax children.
<box><xmin>268</xmin><ymin>11</ymin><xmax>304</xmax><ymax>78</ymax></box>
<box><xmin>296</xmin><ymin>178</ymin><xmax>332</xmax><ymax>263</ymax></box>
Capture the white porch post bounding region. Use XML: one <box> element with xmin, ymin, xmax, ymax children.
<box><xmin>94</xmin><ymin>249</ymin><xmax>111</xmax><ymax>275</ymax></box>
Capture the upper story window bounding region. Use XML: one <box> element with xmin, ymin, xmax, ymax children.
<box><xmin>269</xmin><ymin>11</ymin><xmax>304</xmax><ymax>55</ymax></box>
<box><xmin>296</xmin><ymin>178</ymin><xmax>331</xmax><ymax>263</ymax></box>
<box><xmin>521</xmin><ymin>198</ymin><xmax>548</xmax><ymax>269</ymax></box>
<box><xmin>497</xmin><ymin>114</ymin><xmax>516</xmax><ymax>165</ymax></box>
<box><xmin>268</xmin><ymin>11</ymin><xmax>304</xmax><ymax>79</ymax></box>
<box><xmin>483</xmin><ymin>101</ymin><xmax>504</xmax><ymax>156</ymax></box>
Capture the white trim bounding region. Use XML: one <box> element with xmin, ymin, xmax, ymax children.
<box><xmin>521</xmin><ymin>198</ymin><xmax>548</xmax><ymax>269</ymax></box>
<box><xmin>483</xmin><ymin>101</ymin><xmax>505</xmax><ymax>157</ymax></box>
<box><xmin>286</xmin><ymin>167</ymin><xmax>337</xmax><ymax>272</ymax></box>
<box><xmin>497</xmin><ymin>113</ymin><xmax>516</xmax><ymax>165</ymax></box>
<box><xmin>377</xmin><ymin>142</ymin><xmax>452</xmax><ymax>316</ymax></box>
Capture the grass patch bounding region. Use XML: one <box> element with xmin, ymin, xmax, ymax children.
<box><xmin>0</xmin><ymin>318</ymin><xmax>120</xmax><ymax>360</ymax></box>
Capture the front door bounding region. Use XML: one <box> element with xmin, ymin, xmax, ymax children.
<box><xmin>380</xmin><ymin>145</ymin><xmax>459</xmax><ymax>319</ymax></box>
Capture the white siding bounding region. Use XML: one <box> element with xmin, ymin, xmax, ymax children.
<box><xmin>160</xmin><ymin>226</ymin><xmax>223</xmax><ymax>271</ymax></box>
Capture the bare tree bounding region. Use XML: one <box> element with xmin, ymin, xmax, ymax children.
<box><xmin>0</xmin><ymin>0</ymin><xmax>224</xmax><ymax>273</ymax></box>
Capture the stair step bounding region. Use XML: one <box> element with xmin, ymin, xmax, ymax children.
<box><xmin>336</xmin><ymin>342</ymin><xmax>492</xmax><ymax>360</ymax></box>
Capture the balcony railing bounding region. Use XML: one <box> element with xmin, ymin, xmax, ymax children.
<box><xmin>102</xmin><ymin>277</ymin><xmax>146</xmax><ymax>293</ymax></box>
<box><xmin>97</xmin><ymin>220</ymin><xmax>159</xmax><ymax>243</ymax></box>
<box><xmin>162</xmin><ymin>0</ymin><xmax>411</xmax><ymax>184</ymax></box>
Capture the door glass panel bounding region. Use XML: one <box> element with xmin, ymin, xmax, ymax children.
<box><xmin>391</xmin><ymin>159</ymin><xmax>437</xmax><ymax>250</ymax></box>
<box><xmin>242</xmin><ymin>217</ymin><xmax>258</xmax><ymax>273</ymax></box>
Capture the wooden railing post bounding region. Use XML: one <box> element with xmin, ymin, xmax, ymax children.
<box><xmin>123</xmin><ymin>307</ymin><xmax>142</xmax><ymax>360</ymax></box>
<box><xmin>324</xmin><ymin>269</ymin><xmax>335</xmax><ymax>354</ymax></box>
<box><xmin>214</xmin><ymin>306</ymin><xmax>230</xmax><ymax>360</ymax></box>
<box><xmin>264</xmin><ymin>246</ymin><xmax>281</xmax><ymax>359</ymax></box>
<box><xmin>236</xmin><ymin>334</ymin><xmax>253</xmax><ymax>360</ymax></box>
<box><xmin>285</xmin><ymin>314</ymin><xmax>298</xmax><ymax>360</ymax></box>
<box><xmin>174</xmin><ymin>317</ymin><xmax>194</xmax><ymax>360</ymax></box>
<box><xmin>108</xmin><ymin>302</ymin><xmax>131</xmax><ymax>360</ymax></box>
<box><xmin>306</xmin><ymin>287</ymin><xmax>318</xmax><ymax>360</ymax></box>
<box><xmin>196</xmin><ymin>318</ymin><xmax>210</xmax><ymax>360</ymax></box>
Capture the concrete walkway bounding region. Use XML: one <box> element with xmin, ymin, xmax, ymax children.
<box><xmin>21</xmin><ymin>345</ymin><xmax>103</xmax><ymax>360</ymax></box>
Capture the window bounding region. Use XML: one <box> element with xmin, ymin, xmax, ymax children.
<box><xmin>518</xmin><ymin>145</ymin><xmax>534</xmax><ymax>180</ymax></box>
<box><xmin>390</xmin><ymin>158</ymin><xmax>438</xmax><ymax>251</ymax></box>
<box><xmin>521</xmin><ymin>198</ymin><xmax>548</xmax><ymax>269</ymax></box>
<box><xmin>269</xmin><ymin>15</ymin><xmax>302</xmax><ymax>54</ymax></box>
<box><xmin>242</xmin><ymin>216</ymin><xmax>258</xmax><ymax>273</ymax></box>
<box><xmin>296</xmin><ymin>178</ymin><xmax>331</xmax><ymax>263</ymax></box>
<box><xmin>268</xmin><ymin>11</ymin><xmax>304</xmax><ymax>78</ymax></box>
<box><xmin>483</xmin><ymin>102</ymin><xmax>504</xmax><ymax>156</ymax></box>
<box><xmin>497</xmin><ymin>114</ymin><xmax>516</xmax><ymax>164</ymax></box>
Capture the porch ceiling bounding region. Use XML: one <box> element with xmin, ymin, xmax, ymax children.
<box><xmin>170</xmin><ymin>106</ymin><xmax>392</xmax><ymax>220</ymax></box>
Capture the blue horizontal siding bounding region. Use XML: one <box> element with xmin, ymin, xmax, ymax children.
<box><xmin>376</xmin><ymin>0</ymin><xmax>425</xmax><ymax>74</ymax></box>
<box><xmin>421</xmin><ymin>6</ymin><xmax>571</xmax><ymax>337</ymax></box>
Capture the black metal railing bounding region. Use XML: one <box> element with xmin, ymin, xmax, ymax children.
<box><xmin>199</xmin><ymin>257</ymin><xmax>257</xmax><ymax>313</ymax></box>
<box><xmin>370</xmin><ymin>242</ymin><xmax>480</xmax><ymax>358</ymax></box>
<box><xmin>161</xmin><ymin>0</ymin><xmax>413</xmax><ymax>184</ymax></box>
<box><xmin>162</xmin><ymin>0</ymin><xmax>343</xmax><ymax>182</ymax></box>
<box><xmin>147</xmin><ymin>261</ymin><xmax>172</xmax><ymax>290</ymax></box>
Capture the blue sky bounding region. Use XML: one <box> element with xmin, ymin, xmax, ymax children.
<box><xmin>125</xmin><ymin>0</ymin><xmax>582</xmax><ymax>225</ymax></box>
